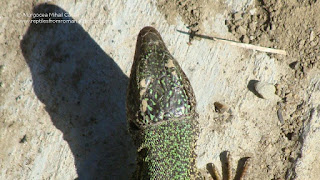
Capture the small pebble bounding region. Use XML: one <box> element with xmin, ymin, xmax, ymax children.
<box><xmin>19</xmin><ymin>135</ymin><xmax>27</xmax><ymax>143</ymax></box>
<box><xmin>249</xmin><ymin>8</ymin><xmax>257</xmax><ymax>15</ymax></box>
<box><xmin>237</xmin><ymin>25</ymin><xmax>247</xmax><ymax>35</ymax></box>
<box><xmin>241</xmin><ymin>35</ymin><xmax>249</xmax><ymax>43</ymax></box>
<box><xmin>310</xmin><ymin>30</ymin><xmax>315</xmax><ymax>41</ymax></box>
<box><xmin>311</xmin><ymin>41</ymin><xmax>317</xmax><ymax>47</ymax></box>
<box><xmin>103</xmin><ymin>5</ymin><xmax>108</xmax><ymax>11</ymax></box>
<box><xmin>0</xmin><ymin>65</ymin><xmax>4</xmax><ymax>75</ymax></box>
<box><xmin>233</xmin><ymin>12</ymin><xmax>242</xmax><ymax>21</ymax></box>
<box><xmin>275</xmin><ymin>83</ymin><xmax>281</xmax><ymax>96</ymax></box>
<box><xmin>289</xmin><ymin>61</ymin><xmax>299</xmax><ymax>70</ymax></box>
<box><xmin>277</xmin><ymin>108</ymin><xmax>284</xmax><ymax>124</ymax></box>
<box><xmin>214</xmin><ymin>102</ymin><xmax>229</xmax><ymax>113</ymax></box>
<box><xmin>254</xmin><ymin>81</ymin><xmax>276</xmax><ymax>99</ymax></box>
<box><xmin>249</xmin><ymin>23</ymin><xmax>257</xmax><ymax>32</ymax></box>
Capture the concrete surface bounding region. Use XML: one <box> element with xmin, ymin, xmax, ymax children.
<box><xmin>0</xmin><ymin>0</ymin><xmax>319</xmax><ymax>179</ymax></box>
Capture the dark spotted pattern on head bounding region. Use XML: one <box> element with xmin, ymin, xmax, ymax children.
<box><xmin>127</xmin><ymin>26</ymin><xmax>196</xmax><ymax>129</ymax></box>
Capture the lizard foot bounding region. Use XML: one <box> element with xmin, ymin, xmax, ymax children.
<box><xmin>206</xmin><ymin>151</ymin><xmax>251</xmax><ymax>180</ymax></box>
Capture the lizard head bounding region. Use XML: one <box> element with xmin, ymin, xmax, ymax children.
<box><xmin>127</xmin><ymin>26</ymin><xmax>197</xmax><ymax>132</ymax></box>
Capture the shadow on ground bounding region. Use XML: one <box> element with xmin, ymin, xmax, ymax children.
<box><xmin>20</xmin><ymin>3</ymin><xmax>135</xmax><ymax>179</ymax></box>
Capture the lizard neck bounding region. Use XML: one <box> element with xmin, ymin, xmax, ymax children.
<box><xmin>135</xmin><ymin>117</ymin><xmax>201</xmax><ymax>179</ymax></box>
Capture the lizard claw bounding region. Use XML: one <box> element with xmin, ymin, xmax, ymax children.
<box><xmin>206</xmin><ymin>151</ymin><xmax>251</xmax><ymax>180</ymax></box>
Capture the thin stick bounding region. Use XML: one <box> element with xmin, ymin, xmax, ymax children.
<box><xmin>177</xmin><ymin>30</ymin><xmax>287</xmax><ymax>55</ymax></box>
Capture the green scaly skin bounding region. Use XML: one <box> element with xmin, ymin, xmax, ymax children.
<box><xmin>127</xmin><ymin>27</ymin><xmax>202</xmax><ymax>179</ymax></box>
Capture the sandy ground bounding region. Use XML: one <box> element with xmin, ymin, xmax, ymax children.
<box><xmin>0</xmin><ymin>0</ymin><xmax>319</xmax><ymax>179</ymax></box>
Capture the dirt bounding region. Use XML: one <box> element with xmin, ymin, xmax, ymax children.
<box><xmin>225</xmin><ymin>1</ymin><xmax>320</xmax><ymax>178</ymax></box>
<box><xmin>226</xmin><ymin>0</ymin><xmax>320</xmax><ymax>78</ymax></box>
<box><xmin>156</xmin><ymin>0</ymin><xmax>226</xmax><ymax>34</ymax></box>
<box><xmin>157</xmin><ymin>0</ymin><xmax>203</xmax><ymax>32</ymax></box>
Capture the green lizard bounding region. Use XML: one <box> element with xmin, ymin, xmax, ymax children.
<box><xmin>126</xmin><ymin>26</ymin><xmax>250</xmax><ymax>180</ymax></box>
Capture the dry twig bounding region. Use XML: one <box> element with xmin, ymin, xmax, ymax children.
<box><xmin>177</xmin><ymin>30</ymin><xmax>287</xmax><ymax>55</ymax></box>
